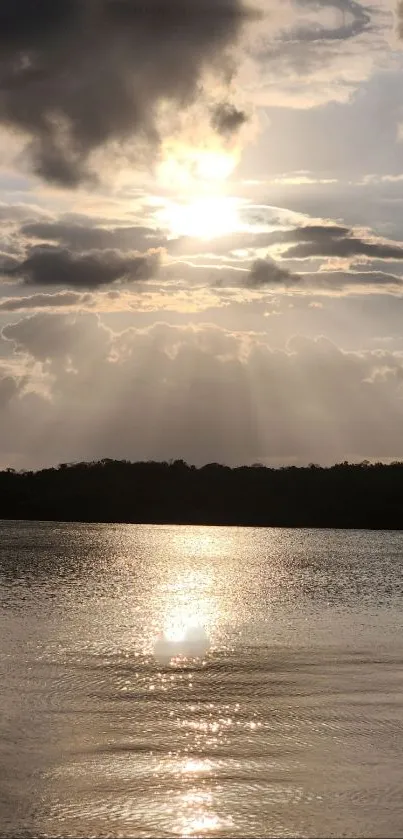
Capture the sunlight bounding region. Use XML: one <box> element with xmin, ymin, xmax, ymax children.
<box><xmin>180</xmin><ymin>759</ymin><xmax>214</xmax><ymax>775</ymax></box>
<box><xmin>195</xmin><ymin>151</ymin><xmax>237</xmax><ymax>182</ymax></box>
<box><xmin>163</xmin><ymin>601</ymin><xmax>210</xmax><ymax>645</ymax></box>
<box><xmin>176</xmin><ymin>791</ymin><xmax>233</xmax><ymax>837</ymax></box>
<box><xmin>154</xmin><ymin>621</ymin><xmax>210</xmax><ymax>664</ymax></box>
<box><xmin>158</xmin><ymin>147</ymin><xmax>237</xmax><ymax>190</ymax></box>
<box><xmin>155</xmin><ymin>143</ymin><xmax>241</xmax><ymax>238</ymax></box>
<box><xmin>145</xmin><ymin>527</ymin><xmax>241</xmax><ymax>660</ymax></box>
<box><xmin>157</xmin><ymin>564</ymin><xmax>218</xmax><ymax>652</ymax></box>
<box><xmin>157</xmin><ymin>195</ymin><xmax>240</xmax><ymax>239</ymax></box>
<box><xmin>163</xmin><ymin>619</ymin><xmax>193</xmax><ymax>643</ymax></box>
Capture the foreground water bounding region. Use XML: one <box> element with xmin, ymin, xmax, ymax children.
<box><xmin>1</xmin><ymin>522</ymin><xmax>403</xmax><ymax>838</ymax></box>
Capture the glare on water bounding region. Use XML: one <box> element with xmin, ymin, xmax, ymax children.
<box><xmin>1</xmin><ymin>522</ymin><xmax>403</xmax><ymax>838</ymax></box>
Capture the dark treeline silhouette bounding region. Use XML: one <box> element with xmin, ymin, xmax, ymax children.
<box><xmin>2</xmin><ymin>458</ymin><xmax>403</xmax><ymax>529</ymax></box>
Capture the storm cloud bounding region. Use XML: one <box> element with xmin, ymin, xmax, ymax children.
<box><xmin>0</xmin><ymin>0</ymin><xmax>255</xmax><ymax>185</ymax></box>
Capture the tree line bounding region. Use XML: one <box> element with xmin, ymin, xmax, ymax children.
<box><xmin>1</xmin><ymin>458</ymin><xmax>403</xmax><ymax>529</ymax></box>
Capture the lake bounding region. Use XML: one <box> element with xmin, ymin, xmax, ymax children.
<box><xmin>1</xmin><ymin>521</ymin><xmax>403</xmax><ymax>838</ymax></box>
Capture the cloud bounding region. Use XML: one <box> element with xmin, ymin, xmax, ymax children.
<box><xmin>195</xmin><ymin>223</ymin><xmax>403</xmax><ymax>265</ymax></box>
<box><xmin>21</xmin><ymin>221</ymin><xmax>164</xmax><ymax>252</ymax></box>
<box><xmin>0</xmin><ymin>291</ymin><xmax>91</xmax><ymax>311</ymax></box>
<box><xmin>0</xmin><ymin>374</ymin><xmax>20</xmax><ymax>407</ymax></box>
<box><xmin>2</xmin><ymin>312</ymin><xmax>111</xmax><ymax>364</ymax></box>
<box><xmin>0</xmin><ymin>202</ymin><xmax>51</xmax><ymax>223</ymax></box>
<box><xmin>166</xmin><ymin>221</ymin><xmax>403</xmax><ymax>265</ymax></box>
<box><xmin>18</xmin><ymin>213</ymin><xmax>403</xmax><ymax>282</ymax></box>
<box><xmin>282</xmin><ymin>224</ymin><xmax>403</xmax><ymax>261</ymax></box>
<box><xmin>308</xmin><ymin>270</ymin><xmax>403</xmax><ymax>292</ymax></box>
<box><xmin>3</xmin><ymin>315</ymin><xmax>403</xmax><ymax>469</ymax></box>
<box><xmin>214</xmin><ymin>255</ymin><xmax>403</xmax><ymax>296</ymax></box>
<box><xmin>211</xmin><ymin>102</ymin><xmax>248</xmax><ymax>136</ymax></box>
<box><xmin>0</xmin><ymin>251</ymin><xmax>20</xmax><ymax>273</ymax></box>
<box><xmin>397</xmin><ymin>0</ymin><xmax>403</xmax><ymax>38</ymax></box>
<box><xmin>215</xmin><ymin>265</ymin><xmax>403</xmax><ymax>297</ymax></box>
<box><xmin>166</xmin><ymin>221</ymin><xmax>403</xmax><ymax>297</ymax></box>
<box><xmin>241</xmin><ymin>0</ymin><xmax>391</xmax><ymax>113</ymax></box>
<box><xmin>6</xmin><ymin>245</ymin><xmax>161</xmax><ymax>289</ymax></box>
<box><xmin>10</xmin><ymin>207</ymin><xmax>403</xmax><ymax>300</ymax></box>
<box><xmin>248</xmin><ymin>257</ymin><xmax>300</xmax><ymax>287</ymax></box>
<box><xmin>290</xmin><ymin>0</ymin><xmax>371</xmax><ymax>44</ymax></box>
<box><xmin>0</xmin><ymin>0</ymin><xmax>255</xmax><ymax>185</ymax></box>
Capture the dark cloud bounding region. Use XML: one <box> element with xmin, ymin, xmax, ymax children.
<box><xmin>0</xmin><ymin>0</ymin><xmax>255</xmax><ymax>185</ymax></box>
<box><xmin>0</xmin><ymin>252</ymin><xmax>20</xmax><ymax>273</ymax></box>
<box><xmin>202</xmin><ymin>224</ymin><xmax>403</xmax><ymax>264</ymax></box>
<box><xmin>285</xmin><ymin>224</ymin><xmax>350</xmax><ymax>240</ymax></box>
<box><xmin>282</xmin><ymin>225</ymin><xmax>403</xmax><ymax>261</ymax></box>
<box><xmin>7</xmin><ymin>245</ymin><xmax>161</xmax><ymax>288</ymax></box>
<box><xmin>167</xmin><ymin>222</ymin><xmax>403</xmax><ymax>269</ymax></box>
<box><xmin>21</xmin><ymin>221</ymin><xmax>164</xmax><ymax>252</ymax></box>
<box><xmin>248</xmin><ymin>257</ymin><xmax>299</xmax><ymax>287</ymax></box>
<box><xmin>211</xmin><ymin>102</ymin><xmax>248</xmax><ymax>136</ymax></box>
<box><xmin>21</xmin><ymin>216</ymin><xmax>403</xmax><ymax>276</ymax></box>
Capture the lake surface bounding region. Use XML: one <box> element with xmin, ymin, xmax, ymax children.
<box><xmin>1</xmin><ymin>522</ymin><xmax>403</xmax><ymax>838</ymax></box>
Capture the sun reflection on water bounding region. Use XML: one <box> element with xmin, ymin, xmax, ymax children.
<box><xmin>161</xmin><ymin>578</ymin><xmax>215</xmax><ymax>649</ymax></box>
<box><xmin>167</xmin><ymin>526</ymin><xmax>238</xmax><ymax>560</ymax></box>
<box><xmin>180</xmin><ymin>758</ymin><xmax>213</xmax><ymax>775</ymax></box>
<box><xmin>176</xmin><ymin>790</ymin><xmax>233</xmax><ymax>837</ymax></box>
<box><xmin>144</xmin><ymin>528</ymin><xmax>238</xmax><ymax>833</ymax></box>
<box><xmin>150</xmin><ymin>526</ymin><xmax>241</xmax><ymax>652</ymax></box>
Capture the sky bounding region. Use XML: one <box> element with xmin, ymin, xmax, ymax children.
<box><xmin>2</xmin><ymin>0</ymin><xmax>403</xmax><ymax>469</ymax></box>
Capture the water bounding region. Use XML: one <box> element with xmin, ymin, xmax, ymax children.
<box><xmin>1</xmin><ymin>522</ymin><xmax>403</xmax><ymax>838</ymax></box>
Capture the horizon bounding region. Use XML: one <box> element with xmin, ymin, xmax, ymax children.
<box><xmin>3</xmin><ymin>456</ymin><xmax>403</xmax><ymax>473</ymax></box>
<box><xmin>2</xmin><ymin>454</ymin><xmax>403</xmax><ymax>529</ymax></box>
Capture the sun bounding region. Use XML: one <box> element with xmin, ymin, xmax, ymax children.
<box><xmin>154</xmin><ymin>145</ymin><xmax>242</xmax><ymax>239</ymax></box>
<box><xmin>157</xmin><ymin>195</ymin><xmax>241</xmax><ymax>239</ymax></box>
<box><xmin>194</xmin><ymin>151</ymin><xmax>236</xmax><ymax>182</ymax></box>
<box><xmin>158</xmin><ymin>147</ymin><xmax>238</xmax><ymax>189</ymax></box>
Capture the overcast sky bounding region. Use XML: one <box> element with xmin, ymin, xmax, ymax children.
<box><xmin>2</xmin><ymin>0</ymin><xmax>403</xmax><ymax>469</ymax></box>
